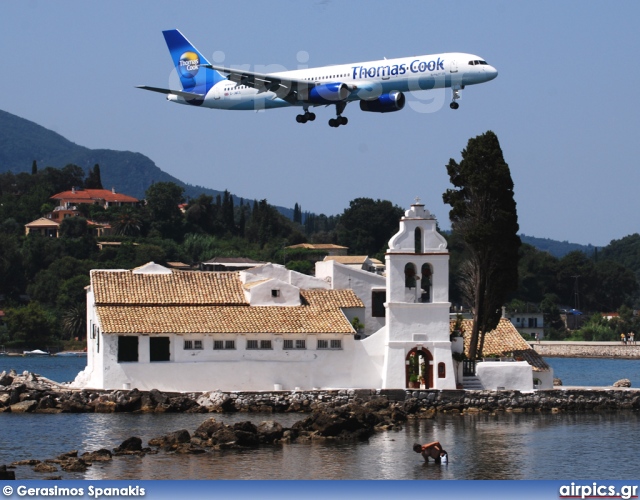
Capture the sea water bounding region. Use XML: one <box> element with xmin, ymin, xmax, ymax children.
<box><xmin>1</xmin><ymin>356</ymin><xmax>639</xmax><ymax>480</ymax></box>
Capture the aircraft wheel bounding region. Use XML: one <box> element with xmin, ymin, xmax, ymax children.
<box><xmin>308</xmin><ymin>112</ymin><xmax>316</xmax><ymax>121</ymax></box>
<box><xmin>329</xmin><ymin>118</ymin><xmax>338</xmax><ymax>127</ymax></box>
<box><xmin>450</xmin><ymin>102</ymin><xmax>459</xmax><ymax>110</ymax></box>
<box><xmin>340</xmin><ymin>116</ymin><xmax>348</xmax><ymax>125</ymax></box>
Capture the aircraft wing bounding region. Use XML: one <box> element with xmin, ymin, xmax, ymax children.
<box><xmin>201</xmin><ymin>64</ymin><xmax>312</xmax><ymax>100</ymax></box>
<box><xmin>136</xmin><ymin>85</ymin><xmax>205</xmax><ymax>100</ymax></box>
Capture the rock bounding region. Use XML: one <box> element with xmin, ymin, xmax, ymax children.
<box><xmin>0</xmin><ymin>464</ymin><xmax>16</xmax><ymax>480</ymax></box>
<box><xmin>57</xmin><ymin>451</ymin><xmax>78</xmax><ymax>460</ymax></box>
<box><xmin>613</xmin><ymin>379</ymin><xmax>631</xmax><ymax>388</ymax></box>
<box><xmin>113</xmin><ymin>437</ymin><xmax>143</xmax><ymax>453</ymax></box>
<box><xmin>0</xmin><ymin>373</ymin><xmax>13</xmax><ymax>386</ymax></box>
<box><xmin>34</xmin><ymin>463</ymin><xmax>58</xmax><ymax>473</ymax></box>
<box><xmin>11</xmin><ymin>459</ymin><xmax>41</xmax><ymax>466</ymax></box>
<box><xmin>60</xmin><ymin>459</ymin><xmax>88</xmax><ymax>472</ymax></box>
<box><xmin>256</xmin><ymin>420</ymin><xmax>284</xmax><ymax>443</ymax></box>
<box><xmin>553</xmin><ymin>378</ymin><xmax>563</xmax><ymax>386</ymax></box>
<box><xmin>194</xmin><ymin>417</ymin><xmax>225</xmax><ymax>439</ymax></box>
<box><xmin>149</xmin><ymin>429</ymin><xmax>191</xmax><ymax>449</ymax></box>
<box><xmin>9</xmin><ymin>400</ymin><xmax>38</xmax><ymax>413</ymax></box>
<box><xmin>94</xmin><ymin>401</ymin><xmax>117</xmax><ymax>413</ymax></box>
<box><xmin>80</xmin><ymin>449</ymin><xmax>113</xmax><ymax>462</ymax></box>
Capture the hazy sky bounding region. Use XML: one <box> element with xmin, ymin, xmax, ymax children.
<box><xmin>1</xmin><ymin>1</ymin><xmax>638</xmax><ymax>246</ymax></box>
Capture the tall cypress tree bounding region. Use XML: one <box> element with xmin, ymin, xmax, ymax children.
<box><xmin>443</xmin><ymin>131</ymin><xmax>521</xmax><ymax>359</ymax></box>
<box><xmin>85</xmin><ymin>164</ymin><xmax>103</xmax><ymax>189</ymax></box>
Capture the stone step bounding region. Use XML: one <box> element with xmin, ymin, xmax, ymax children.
<box><xmin>463</xmin><ymin>376</ymin><xmax>483</xmax><ymax>390</ymax></box>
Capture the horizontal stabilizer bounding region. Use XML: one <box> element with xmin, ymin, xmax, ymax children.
<box><xmin>136</xmin><ymin>86</ymin><xmax>204</xmax><ymax>100</ymax></box>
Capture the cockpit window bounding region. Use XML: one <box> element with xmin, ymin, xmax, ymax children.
<box><xmin>468</xmin><ymin>60</ymin><xmax>489</xmax><ymax>66</ymax></box>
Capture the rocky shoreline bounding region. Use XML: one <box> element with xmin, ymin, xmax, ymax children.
<box><xmin>1</xmin><ymin>370</ymin><xmax>639</xmax><ymax>416</ymax></box>
<box><xmin>2</xmin><ymin>369</ymin><xmax>640</xmax><ymax>480</ymax></box>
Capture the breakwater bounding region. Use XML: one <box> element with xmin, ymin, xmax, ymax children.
<box><xmin>530</xmin><ymin>341</ymin><xmax>640</xmax><ymax>359</ymax></box>
<box><xmin>2</xmin><ymin>369</ymin><xmax>639</xmax><ymax>414</ymax></box>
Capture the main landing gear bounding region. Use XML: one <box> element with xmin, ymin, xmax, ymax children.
<box><xmin>329</xmin><ymin>102</ymin><xmax>348</xmax><ymax>128</ymax></box>
<box><xmin>296</xmin><ymin>110</ymin><xmax>316</xmax><ymax>123</ymax></box>
<box><xmin>450</xmin><ymin>87</ymin><xmax>461</xmax><ymax>109</ymax></box>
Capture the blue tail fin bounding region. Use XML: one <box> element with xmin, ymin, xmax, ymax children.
<box><xmin>162</xmin><ymin>29</ymin><xmax>226</xmax><ymax>94</ymax></box>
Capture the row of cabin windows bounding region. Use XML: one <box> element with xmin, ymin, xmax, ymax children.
<box><xmin>225</xmin><ymin>73</ymin><xmax>352</xmax><ymax>92</ymax></box>
<box><xmin>117</xmin><ymin>336</ymin><xmax>341</xmax><ymax>362</ymax></box>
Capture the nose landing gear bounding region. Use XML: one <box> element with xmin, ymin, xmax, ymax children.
<box><xmin>450</xmin><ymin>87</ymin><xmax>461</xmax><ymax>109</ymax></box>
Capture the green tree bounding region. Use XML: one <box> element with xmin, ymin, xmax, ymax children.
<box><xmin>335</xmin><ymin>198</ymin><xmax>404</xmax><ymax>258</ymax></box>
<box><xmin>5</xmin><ymin>302</ymin><xmax>57</xmax><ymax>348</ymax></box>
<box><xmin>85</xmin><ymin>164</ymin><xmax>103</xmax><ymax>189</ymax></box>
<box><xmin>540</xmin><ymin>293</ymin><xmax>567</xmax><ymax>339</ymax></box>
<box><xmin>443</xmin><ymin>131</ymin><xmax>521</xmax><ymax>359</ymax></box>
<box><xmin>145</xmin><ymin>182</ymin><xmax>185</xmax><ymax>240</ymax></box>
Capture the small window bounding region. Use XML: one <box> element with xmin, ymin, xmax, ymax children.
<box><xmin>438</xmin><ymin>362</ymin><xmax>446</xmax><ymax>378</ymax></box>
<box><xmin>330</xmin><ymin>339</ymin><xmax>342</xmax><ymax>349</ymax></box>
<box><xmin>317</xmin><ymin>339</ymin><xmax>328</xmax><ymax>349</ymax></box>
<box><xmin>372</xmin><ymin>290</ymin><xmax>386</xmax><ymax>317</ymax></box>
<box><xmin>284</xmin><ymin>339</ymin><xmax>306</xmax><ymax>349</ymax></box>
<box><xmin>150</xmin><ymin>337</ymin><xmax>170</xmax><ymax>362</ymax></box>
<box><xmin>118</xmin><ymin>336</ymin><xmax>138</xmax><ymax>362</ymax></box>
<box><xmin>214</xmin><ymin>340</ymin><xmax>224</xmax><ymax>350</ymax></box>
<box><xmin>184</xmin><ymin>340</ymin><xmax>202</xmax><ymax>350</ymax></box>
<box><xmin>225</xmin><ymin>340</ymin><xmax>235</xmax><ymax>349</ymax></box>
<box><xmin>260</xmin><ymin>340</ymin><xmax>272</xmax><ymax>349</ymax></box>
<box><xmin>272</xmin><ymin>289</ymin><xmax>280</xmax><ymax>297</ymax></box>
<box><xmin>247</xmin><ymin>340</ymin><xmax>258</xmax><ymax>349</ymax></box>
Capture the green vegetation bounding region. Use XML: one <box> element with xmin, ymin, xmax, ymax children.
<box><xmin>443</xmin><ymin>131</ymin><xmax>521</xmax><ymax>360</ymax></box>
<box><xmin>3</xmin><ymin>116</ymin><xmax>640</xmax><ymax>350</ymax></box>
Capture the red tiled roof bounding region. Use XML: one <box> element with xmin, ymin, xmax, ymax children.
<box><xmin>51</xmin><ymin>189</ymin><xmax>138</xmax><ymax>203</ymax></box>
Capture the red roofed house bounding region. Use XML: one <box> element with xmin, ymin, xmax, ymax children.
<box><xmin>50</xmin><ymin>187</ymin><xmax>139</xmax><ymax>210</ymax></box>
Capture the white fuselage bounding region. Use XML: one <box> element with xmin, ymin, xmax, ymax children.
<box><xmin>168</xmin><ymin>52</ymin><xmax>497</xmax><ymax>110</ymax></box>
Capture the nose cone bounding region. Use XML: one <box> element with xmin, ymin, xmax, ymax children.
<box><xmin>486</xmin><ymin>65</ymin><xmax>498</xmax><ymax>81</ymax></box>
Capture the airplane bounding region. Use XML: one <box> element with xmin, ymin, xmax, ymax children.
<box><xmin>138</xmin><ymin>29</ymin><xmax>498</xmax><ymax>128</ymax></box>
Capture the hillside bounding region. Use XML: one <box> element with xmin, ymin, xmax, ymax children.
<box><xmin>0</xmin><ymin>109</ymin><xmax>294</xmax><ymax>217</ymax></box>
<box><xmin>1</xmin><ymin>109</ymin><xmax>603</xmax><ymax>253</ymax></box>
<box><xmin>519</xmin><ymin>234</ymin><xmax>597</xmax><ymax>259</ymax></box>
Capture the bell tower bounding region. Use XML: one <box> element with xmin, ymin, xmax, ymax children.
<box><xmin>381</xmin><ymin>199</ymin><xmax>455</xmax><ymax>389</ymax></box>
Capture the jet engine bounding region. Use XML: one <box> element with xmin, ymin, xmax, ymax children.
<box><xmin>359</xmin><ymin>91</ymin><xmax>406</xmax><ymax>113</ymax></box>
<box><xmin>308</xmin><ymin>83</ymin><xmax>350</xmax><ymax>104</ymax></box>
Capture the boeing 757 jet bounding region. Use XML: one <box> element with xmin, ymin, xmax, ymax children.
<box><xmin>139</xmin><ymin>29</ymin><xmax>498</xmax><ymax>127</ymax></box>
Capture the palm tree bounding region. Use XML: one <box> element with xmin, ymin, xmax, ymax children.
<box><xmin>113</xmin><ymin>209</ymin><xmax>142</xmax><ymax>236</ymax></box>
<box><xmin>61</xmin><ymin>305</ymin><xmax>86</xmax><ymax>340</ymax></box>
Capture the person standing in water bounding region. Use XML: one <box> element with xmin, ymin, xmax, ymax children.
<box><xmin>414</xmin><ymin>441</ymin><xmax>448</xmax><ymax>463</ymax></box>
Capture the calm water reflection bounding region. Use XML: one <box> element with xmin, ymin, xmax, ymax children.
<box><xmin>3</xmin><ymin>411</ymin><xmax>639</xmax><ymax>480</ymax></box>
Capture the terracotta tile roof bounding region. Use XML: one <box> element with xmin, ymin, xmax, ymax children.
<box><xmin>287</xmin><ymin>243</ymin><xmax>348</xmax><ymax>250</ymax></box>
<box><xmin>324</xmin><ymin>256</ymin><xmax>368</xmax><ymax>265</ymax></box>
<box><xmin>452</xmin><ymin>318</ymin><xmax>551</xmax><ymax>372</ymax></box>
<box><xmin>301</xmin><ymin>289</ymin><xmax>364</xmax><ymax>309</ymax></box>
<box><xmin>91</xmin><ymin>270</ymin><xmax>246</xmax><ymax>305</ymax></box>
<box><xmin>92</xmin><ymin>269</ymin><xmax>363</xmax><ymax>335</ymax></box>
<box><xmin>25</xmin><ymin>217</ymin><xmax>60</xmax><ymax>227</ymax></box>
<box><xmin>51</xmin><ymin>189</ymin><xmax>138</xmax><ymax>204</ymax></box>
<box><xmin>96</xmin><ymin>304</ymin><xmax>357</xmax><ymax>334</ymax></box>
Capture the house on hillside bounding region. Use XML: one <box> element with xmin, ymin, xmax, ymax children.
<box><xmin>51</xmin><ymin>187</ymin><xmax>139</xmax><ymax>210</ymax></box>
<box><xmin>78</xmin><ymin>199</ymin><xmax>551</xmax><ymax>392</ymax></box>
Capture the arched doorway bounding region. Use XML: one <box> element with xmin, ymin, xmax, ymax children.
<box><xmin>405</xmin><ymin>347</ymin><xmax>433</xmax><ymax>389</ymax></box>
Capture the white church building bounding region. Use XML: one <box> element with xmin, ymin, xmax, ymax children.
<box><xmin>76</xmin><ymin>200</ymin><xmax>548</xmax><ymax>392</ymax></box>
